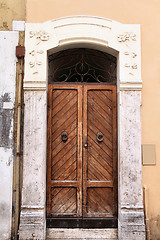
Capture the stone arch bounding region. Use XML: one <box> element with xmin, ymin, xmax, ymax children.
<box><xmin>19</xmin><ymin>16</ymin><xmax>145</xmax><ymax>240</ymax></box>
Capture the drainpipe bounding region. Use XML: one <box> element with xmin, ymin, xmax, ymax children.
<box><xmin>143</xmin><ymin>185</ymin><xmax>151</xmax><ymax>240</ymax></box>
<box><xmin>13</xmin><ymin>46</ymin><xmax>25</xmax><ymax>240</ymax></box>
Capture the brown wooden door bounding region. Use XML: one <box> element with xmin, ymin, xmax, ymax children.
<box><xmin>47</xmin><ymin>84</ymin><xmax>117</xmax><ymax>220</ymax></box>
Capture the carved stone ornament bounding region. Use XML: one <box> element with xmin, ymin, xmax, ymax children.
<box><xmin>132</xmin><ymin>63</ymin><xmax>137</xmax><ymax>69</ymax></box>
<box><xmin>117</xmin><ymin>32</ymin><xmax>136</xmax><ymax>42</ymax></box>
<box><xmin>29</xmin><ymin>31</ymin><xmax>49</xmax><ymax>45</ymax></box>
<box><xmin>29</xmin><ymin>50</ymin><xmax>44</xmax><ymax>56</ymax></box>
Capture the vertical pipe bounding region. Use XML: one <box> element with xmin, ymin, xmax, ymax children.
<box><xmin>14</xmin><ymin>58</ymin><xmax>23</xmax><ymax>239</ymax></box>
<box><xmin>143</xmin><ymin>185</ymin><xmax>151</xmax><ymax>240</ymax></box>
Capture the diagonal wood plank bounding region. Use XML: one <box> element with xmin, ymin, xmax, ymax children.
<box><xmin>52</xmin><ymin>154</ymin><xmax>76</xmax><ymax>179</ymax></box>
<box><xmin>52</xmin><ymin>90</ymin><xmax>72</xmax><ymax>109</ymax></box>
<box><xmin>94</xmin><ymin>90</ymin><xmax>113</xmax><ymax>108</ymax></box>
<box><xmin>88</xmin><ymin>145</ymin><xmax>113</xmax><ymax>176</ymax></box>
<box><xmin>88</xmin><ymin>114</ymin><xmax>112</xmax><ymax>137</ymax></box>
<box><xmin>88</xmin><ymin>126</ymin><xmax>113</xmax><ymax>159</ymax></box>
<box><xmin>88</xmin><ymin>151</ymin><xmax>111</xmax><ymax>181</ymax></box>
<box><xmin>52</xmin><ymin>116</ymin><xmax>77</xmax><ymax>144</ymax></box>
<box><xmin>88</xmin><ymin>167</ymin><xmax>99</xmax><ymax>181</ymax></box>
<box><xmin>52</xmin><ymin>97</ymin><xmax>77</xmax><ymax>125</ymax></box>
<box><xmin>88</xmin><ymin>158</ymin><xmax>107</xmax><ymax>181</ymax></box>
<box><xmin>89</xmin><ymin>91</ymin><xmax>113</xmax><ymax>117</ymax></box>
<box><xmin>88</xmin><ymin>188</ymin><xmax>112</xmax><ymax>213</ymax></box>
<box><xmin>88</xmin><ymin>92</ymin><xmax>112</xmax><ymax>122</ymax></box>
<box><xmin>52</xmin><ymin>124</ymin><xmax>77</xmax><ymax>151</ymax></box>
<box><xmin>88</xmin><ymin>103</ymin><xmax>112</xmax><ymax>134</ymax></box>
<box><xmin>88</xmin><ymin>135</ymin><xmax>113</xmax><ymax>166</ymax></box>
<box><xmin>52</xmin><ymin>145</ymin><xmax>76</xmax><ymax>169</ymax></box>
<box><xmin>87</xmin><ymin>190</ymin><xmax>112</xmax><ymax>213</ymax></box>
<box><xmin>102</xmin><ymin>90</ymin><xmax>113</xmax><ymax>102</ymax></box>
<box><xmin>87</xmin><ymin>193</ymin><xmax>108</xmax><ymax>213</ymax></box>
<box><xmin>51</xmin><ymin>188</ymin><xmax>76</xmax><ymax>214</ymax></box>
<box><xmin>53</xmin><ymin>157</ymin><xmax>77</xmax><ymax>180</ymax></box>
<box><xmin>52</xmin><ymin>89</ymin><xmax>64</xmax><ymax>100</ymax></box>
<box><xmin>88</xmin><ymin>94</ymin><xmax>112</xmax><ymax>127</ymax></box>
<box><xmin>52</xmin><ymin>90</ymin><xmax>77</xmax><ymax>113</ymax></box>
<box><xmin>52</xmin><ymin>136</ymin><xmax>77</xmax><ymax>163</ymax></box>
<box><xmin>51</xmin><ymin>187</ymin><xmax>71</xmax><ymax>206</ymax></box>
<box><xmin>95</xmin><ymin>188</ymin><xmax>113</xmax><ymax>207</ymax></box>
<box><xmin>52</xmin><ymin>128</ymin><xmax>77</xmax><ymax>157</ymax></box>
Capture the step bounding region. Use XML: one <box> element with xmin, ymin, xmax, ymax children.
<box><xmin>46</xmin><ymin>228</ymin><xmax>118</xmax><ymax>239</ymax></box>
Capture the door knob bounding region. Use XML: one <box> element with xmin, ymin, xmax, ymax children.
<box><xmin>84</xmin><ymin>143</ymin><xmax>88</xmax><ymax>148</ymax></box>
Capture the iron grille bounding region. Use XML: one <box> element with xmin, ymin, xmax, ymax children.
<box><xmin>48</xmin><ymin>48</ymin><xmax>116</xmax><ymax>84</ymax></box>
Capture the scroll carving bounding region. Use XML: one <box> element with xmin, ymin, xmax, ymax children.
<box><xmin>132</xmin><ymin>63</ymin><xmax>137</xmax><ymax>69</ymax></box>
<box><xmin>124</xmin><ymin>50</ymin><xmax>138</xmax><ymax>75</ymax></box>
<box><xmin>124</xmin><ymin>51</ymin><xmax>137</xmax><ymax>58</ymax></box>
<box><xmin>28</xmin><ymin>30</ymin><xmax>49</xmax><ymax>74</ymax></box>
<box><xmin>28</xmin><ymin>49</ymin><xmax>44</xmax><ymax>74</ymax></box>
<box><xmin>117</xmin><ymin>32</ymin><xmax>136</xmax><ymax>42</ymax></box>
<box><xmin>29</xmin><ymin>31</ymin><xmax>49</xmax><ymax>45</ymax></box>
<box><xmin>29</xmin><ymin>61</ymin><xmax>42</xmax><ymax>68</ymax></box>
<box><xmin>124</xmin><ymin>63</ymin><xmax>137</xmax><ymax>69</ymax></box>
<box><xmin>132</xmin><ymin>52</ymin><xmax>137</xmax><ymax>58</ymax></box>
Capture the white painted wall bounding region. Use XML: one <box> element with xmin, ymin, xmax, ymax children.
<box><xmin>0</xmin><ymin>31</ymin><xmax>19</xmax><ymax>239</ymax></box>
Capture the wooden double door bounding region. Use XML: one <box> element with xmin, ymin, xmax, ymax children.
<box><xmin>47</xmin><ymin>84</ymin><xmax>117</xmax><ymax>226</ymax></box>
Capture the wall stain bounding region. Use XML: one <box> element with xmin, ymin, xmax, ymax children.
<box><xmin>150</xmin><ymin>215</ymin><xmax>160</xmax><ymax>240</ymax></box>
<box><xmin>0</xmin><ymin>202</ymin><xmax>10</xmax><ymax>219</ymax></box>
<box><xmin>0</xmin><ymin>0</ymin><xmax>25</xmax><ymax>31</ymax></box>
<box><xmin>0</xmin><ymin>93</ymin><xmax>13</xmax><ymax>148</ymax></box>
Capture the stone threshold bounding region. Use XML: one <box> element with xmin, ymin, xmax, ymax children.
<box><xmin>46</xmin><ymin>228</ymin><xmax>118</xmax><ymax>239</ymax></box>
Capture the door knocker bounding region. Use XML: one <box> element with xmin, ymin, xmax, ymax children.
<box><xmin>97</xmin><ymin>132</ymin><xmax>103</xmax><ymax>143</ymax></box>
<box><xmin>61</xmin><ymin>132</ymin><xmax>68</xmax><ymax>142</ymax></box>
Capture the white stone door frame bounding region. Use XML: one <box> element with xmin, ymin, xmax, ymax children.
<box><xmin>19</xmin><ymin>16</ymin><xmax>145</xmax><ymax>240</ymax></box>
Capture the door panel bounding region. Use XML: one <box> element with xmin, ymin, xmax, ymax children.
<box><xmin>83</xmin><ymin>86</ymin><xmax>117</xmax><ymax>218</ymax></box>
<box><xmin>51</xmin><ymin>187</ymin><xmax>77</xmax><ymax>215</ymax></box>
<box><xmin>47</xmin><ymin>85</ymin><xmax>82</xmax><ymax>218</ymax></box>
<box><xmin>47</xmin><ymin>84</ymin><xmax>117</xmax><ymax>220</ymax></box>
<box><xmin>87</xmin><ymin>187</ymin><xmax>113</xmax><ymax>214</ymax></box>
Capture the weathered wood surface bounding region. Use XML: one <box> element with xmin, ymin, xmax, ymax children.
<box><xmin>47</xmin><ymin>85</ymin><xmax>82</xmax><ymax>217</ymax></box>
<box><xmin>83</xmin><ymin>86</ymin><xmax>117</xmax><ymax>218</ymax></box>
<box><xmin>47</xmin><ymin>84</ymin><xmax>117</xmax><ymax>219</ymax></box>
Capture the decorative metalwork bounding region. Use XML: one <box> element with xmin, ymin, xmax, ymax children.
<box><xmin>97</xmin><ymin>132</ymin><xmax>104</xmax><ymax>142</ymax></box>
<box><xmin>61</xmin><ymin>132</ymin><xmax>68</xmax><ymax>143</ymax></box>
<box><xmin>48</xmin><ymin>49</ymin><xmax>116</xmax><ymax>84</ymax></box>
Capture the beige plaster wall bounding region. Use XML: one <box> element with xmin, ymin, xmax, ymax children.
<box><xmin>26</xmin><ymin>0</ymin><xmax>160</xmax><ymax>238</ymax></box>
<box><xmin>0</xmin><ymin>0</ymin><xmax>25</xmax><ymax>30</ymax></box>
